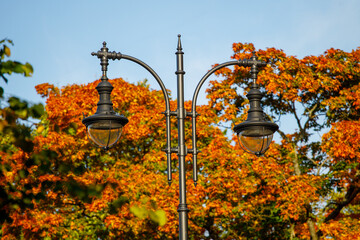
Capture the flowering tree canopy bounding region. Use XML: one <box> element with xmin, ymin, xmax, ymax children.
<box><xmin>1</xmin><ymin>42</ymin><xmax>360</xmax><ymax>239</ymax></box>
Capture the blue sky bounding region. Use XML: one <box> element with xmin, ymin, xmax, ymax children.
<box><xmin>2</xmin><ymin>0</ymin><xmax>360</xmax><ymax>137</ymax></box>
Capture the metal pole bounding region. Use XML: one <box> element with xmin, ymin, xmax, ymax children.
<box><xmin>175</xmin><ymin>35</ymin><xmax>189</xmax><ymax>240</ymax></box>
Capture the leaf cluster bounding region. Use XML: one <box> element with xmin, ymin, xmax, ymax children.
<box><xmin>2</xmin><ymin>41</ymin><xmax>360</xmax><ymax>239</ymax></box>
<box><xmin>0</xmin><ymin>39</ymin><xmax>33</xmax><ymax>93</ymax></box>
<box><xmin>205</xmin><ymin>42</ymin><xmax>360</xmax><ymax>239</ymax></box>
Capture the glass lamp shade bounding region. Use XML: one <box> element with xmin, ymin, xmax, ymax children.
<box><xmin>82</xmin><ymin>113</ymin><xmax>129</xmax><ymax>150</ymax></box>
<box><xmin>234</xmin><ymin>122</ymin><xmax>278</xmax><ymax>156</ymax></box>
<box><xmin>237</xmin><ymin>126</ymin><xmax>274</xmax><ymax>156</ymax></box>
<box><xmin>87</xmin><ymin>121</ymin><xmax>123</xmax><ymax>149</ymax></box>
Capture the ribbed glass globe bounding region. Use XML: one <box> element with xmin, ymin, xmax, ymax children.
<box><xmin>87</xmin><ymin>121</ymin><xmax>123</xmax><ymax>149</ymax></box>
<box><xmin>237</xmin><ymin>126</ymin><xmax>274</xmax><ymax>156</ymax></box>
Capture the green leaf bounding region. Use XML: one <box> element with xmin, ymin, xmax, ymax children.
<box><xmin>65</xmin><ymin>122</ymin><xmax>78</xmax><ymax>136</ymax></box>
<box><xmin>1</xmin><ymin>61</ymin><xmax>33</xmax><ymax>77</ymax></box>
<box><xmin>29</xmin><ymin>103</ymin><xmax>44</xmax><ymax>119</ymax></box>
<box><xmin>17</xmin><ymin>109</ymin><xmax>28</xmax><ymax>119</ymax></box>
<box><xmin>130</xmin><ymin>206</ymin><xmax>148</xmax><ymax>219</ymax></box>
<box><xmin>8</xmin><ymin>97</ymin><xmax>29</xmax><ymax>119</ymax></box>
<box><xmin>149</xmin><ymin>210</ymin><xmax>167</xmax><ymax>226</ymax></box>
<box><xmin>22</xmin><ymin>62</ymin><xmax>34</xmax><ymax>77</ymax></box>
<box><xmin>130</xmin><ymin>205</ymin><xmax>167</xmax><ymax>226</ymax></box>
<box><xmin>13</xmin><ymin>62</ymin><xmax>33</xmax><ymax>76</ymax></box>
<box><xmin>0</xmin><ymin>39</ymin><xmax>13</xmax><ymax>45</ymax></box>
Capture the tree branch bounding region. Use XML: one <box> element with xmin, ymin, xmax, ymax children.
<box><xmin>324</xmin><ymin>185</ymin><xmax>360</xmax><ymax>223</ymax></box>
<box><xmin>289</xmin><ymin>101</ymin><xmax>303</xmax><ymax>133</ymax></box>
<box><xmin>277</xmin><ymin>128</ymin><xmax>289</xmax><ymax>142</ymax></box>
<box><xmin>317</xmin><ymin>174</ymin><xmax>360</xmax><ymax>238</ymax></box>
<box><xmin>303</xmin><ymin>103</ymin><xmax>319</xmax><ymax>131</ymax></box>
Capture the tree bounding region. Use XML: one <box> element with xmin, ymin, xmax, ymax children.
<box><xmin>0</xmin><ymin>41</ymin><xmax>104</xmax><ymax>239</ymax></box>
<box><xmin>206</xmin><ymin>43</ymin><xmax>360</xmax><ymax>239</ymax></box>
<box><xmin>0</xmin><ymin>38</ymin><xmax>43</xmax><ymax>227</ymax></box>
<box><xmin>1</xmin><ymin>42</ymin><xmax>359</xmax><ymax>239</ymax></box>
<box><xmin>3</xmin><ymin>79</ymin><xmax>228</xmax><ymax>239</ymax></box>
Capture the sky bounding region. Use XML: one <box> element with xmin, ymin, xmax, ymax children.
<box><xmin>2</xmin><ymin>0</ymin><xmax>360</xmax><ymax>137</ymax></box>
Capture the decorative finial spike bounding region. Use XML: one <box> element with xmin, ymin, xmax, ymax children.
<box><xmin>194</xmin><ymin>182</ymin><xmax>197</xmax><ymax>187</ymax></box>
<box><xmin>177</xmin><ymin>34</ymin><xmax>182</xmax><ymax>50</ymax></box>
<box><xmin>103</xmin><ymin>41</ymin><xmax>107</xmax><ymax>47</ymax></box>
<box><xmin>168</xmin><ymin>181</ymin><xmax>172</xmax><ymax>186</ymax></box>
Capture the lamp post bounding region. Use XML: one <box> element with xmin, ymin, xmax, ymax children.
<box><xmin>82</xmin><ymin>35</ymin><xmax>278</xmax><ymax>240</ymax></box>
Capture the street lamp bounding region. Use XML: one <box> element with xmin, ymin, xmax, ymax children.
<box><xmin>82</xmin><ymin>35</ymin><xmax>278</xmax><ymax>240</ymax></box>
<box><xmin>82</xmin><ymin>79</ymin><xmax>128</xmax><ymax>149</ymax></box>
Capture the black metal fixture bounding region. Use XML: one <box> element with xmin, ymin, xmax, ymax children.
<box><xmin>233</xmin><ymin>55</ymin><xmax>279</xmax><ymax>156</ymax></box>
<box><xmin>82</xmin><ymin>35</ymin><xmax>278</xmax><ymax>240</ymax></box>
<box><xmin>82</xmin><ymin>42</ymin><xmax>129</xmax><ymax>150</ymax></box>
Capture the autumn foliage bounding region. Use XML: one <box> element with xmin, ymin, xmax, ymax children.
<box><xmin>206</xmin><ymin>43</ymin><xmax>360</xmax><ymax>239</ymax></box>
<box><xmin>1</xmin><ymin>42</ymin><xmax>360</xmax><ymax>239</ymax></box>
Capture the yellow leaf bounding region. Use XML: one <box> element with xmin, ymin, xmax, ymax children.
<box><xmin>4</xmin><ymin>45</ymin><xmax>11</xmax><ymax>57</ymax></box>
<box><xmin>130</xmin><ymin>206</ymin><xmax>147</xmax><ymax>219</ymax></box>
<box><xmin>149</xmin><ymin>210</ymin><xmax>167</xmax><ymax>226</ymax></box>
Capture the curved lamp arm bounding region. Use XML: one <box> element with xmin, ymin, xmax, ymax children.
<box><xmin>190</xmin><ymin>55</ymin><xmax>267</xmax><ymax>184</ymax></box>
<box><xmin>120</xmin><ymin>55</ymin><xmax>173</xmax><ymax>184</ymax></box>
<box><xmin>191</xmin><ymin>61</ymin><xmax>238</xmax><ymax>184</ymax></box>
